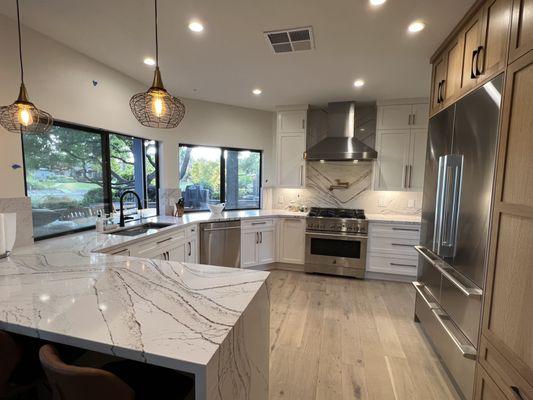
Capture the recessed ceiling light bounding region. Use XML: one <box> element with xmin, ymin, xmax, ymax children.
<box><xmin>369</xmin><ymin>0</ymin><xmax>387</xmax><ymax>6</ymax></box>
<box><xmin>353</xmin><ymin>79</ymin><xmax>365</xmax><ymax>88</ymax></box>
<box><xmin>408</xmin><ymin>21</ymin><xmax>426</xmax><ymax>33</ymax></box>
<box><xmin>189</xmin><ymin>21</ymin><xmax>204</xmax><ymax>33</ymax></box>
<box><xmin>143</xmin><ymin>57</ymin><xmax>156</xmax><ymax>66</ymax></box>
<box><xmin>252</xmin><ymin>88</ymin><xmax>262</xmax><ymax>95</ymax></box>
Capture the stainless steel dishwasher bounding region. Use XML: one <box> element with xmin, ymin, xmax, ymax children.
<box><xmin>199</xmin><ymin>221</ymin><xmax>241</xmax><ymax>268</ymax></box>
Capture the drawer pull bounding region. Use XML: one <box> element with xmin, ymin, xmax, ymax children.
<box><xmin>414</xmin><ymin>246</ymin><xmax>482</xmax><ymax>298</ymax></box>
<box><xmin>390</xmin><ymin>262</ymin><xmax>416</xmax><ymax>268</ymax></box>
<box><xmin>251</xmin><ymin>221</ymin><xmax>267</xmax><ymax>225</ymax></box>
<box><xmin>157</xmin><ymin>237</ymin><xmax>172</xmax><ymax>245</ymax></box>
<box><xmin>391</xmin><ymin>227</ymin><xmax>419</xmax><ymax>232</ymax></box>
<box><xmin>391</xmin><ymin>243</ymin><xmax>414</xmax><ymax>247</ymax></box>
<box><xmin>511</xmin><ymin>386</ymin><xmax>525</xmax><ymax>400</ymax></box>
<box><xmin>412</xmin><ymin>282</ymin><xmax>439</xmax><ymax>309</ymax></box>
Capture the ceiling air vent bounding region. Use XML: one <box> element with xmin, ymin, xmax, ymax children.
<box><xmin>264</xmin><ymin>26</ymin><xmax>315</xmax><ymax>54</ymax></box>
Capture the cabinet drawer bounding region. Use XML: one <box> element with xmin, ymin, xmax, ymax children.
<box><xmin>366</xmin><ymin>254</ymin><xmax>418</xmax><ymax>276</ymax></box>
<box><xmin>134</xmin><ymin>229</ymin><xmax>186</xmax><ymax>252</ymax></box>
<box><xmin>369</xmin><ymin>223</ymin><xmax>420</xmax><ymax>239</ymax></box>
<box><xmin>475</xmin><ymin>365</ymin><xmax>508</xmax><ymax>400</ymax></box>
<box><xmin>480</xmin><ymin>337</ymin><xmax>533</xmax><ymax>400</ymax></box>
<box><xmin>368</xmin><ymin>236</ymin><xmax>418</xmax><ymax>257</ymax></box>
<box><xmin>241</xmin><ymin>218</ymin><xmax>275</xmax><ymax>230</ymax></box>
<box><xmin>186</xmin><ymin>224</ymin><xmax>197</xmax><ymax>238</ymax></box>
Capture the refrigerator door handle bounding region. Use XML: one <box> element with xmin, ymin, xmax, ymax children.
<box><xmin>431</xmin><ymin>308</ymin><xmax>477</xmax><ymax>360</ymax></box>
<box><xmin>439</xmin><ymin>154</ymin><xmax>464</xmax><ymax>257</ymax></box>
<box><xmin>433</xmin><ymin>156</ymin><xmax>447</xmax><ymax>253</ymax></box>
<box><xmin>415</xmin><ymin>246</ymin><xmax>483</xmax><ymax>297</ymax></box>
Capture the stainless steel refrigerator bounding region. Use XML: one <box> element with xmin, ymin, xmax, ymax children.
<box><xmin>413</xmin><ymin>74</ymin><xmax>503</xmax><ymax>400</ymax></box>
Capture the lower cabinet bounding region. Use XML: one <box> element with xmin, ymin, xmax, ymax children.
<box><xmin>125</xmin><ymin>226</ymin><xmax>200</xmax><ymax>263</ymax></box>
<box><xmin>366</xmin><ymin>222</ymin><xmax>421</xmax><ymax>278</ymax></box>
<box><xmin>241</xmin><ymin>219</ymin><xmax>276</xmax><ymax>268</ymax></box>
<box><xmin>277</xmin><ymin>217</ymin><xmax>305</xmax><ymax>264</ymax></box>
<box><xmin>475</xmin><ymin>365</ymin><xmax>508</xmax><ymax>400</ymax></box>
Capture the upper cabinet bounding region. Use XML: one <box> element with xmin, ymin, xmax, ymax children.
<box><xmin>430</xmin><ymin>0</ymin><xmax>512</xmax><ymax>117</ymax></box>
<box><xmin>509</xmin><ymin>0</ymin><xmax>533</xmax><ymax>62</ymax></box>
<box><xmin>377</xmin><ymin>103</ymin><xmax>428</xmax><ymax>130</ymax></box>
<box><xmin>375</xmin><ymin>101</ymin><xmax>428</xmax><ymax>191</ymax></box>
<box><xmin>278</xmin><ymin>110</ymin><xmax>307</xmax><ymax>133</ymax></box>
<box><xmin>275</xmin><ymin>107</ymin><xmax>307</xmax><ymax>188</ymax></box>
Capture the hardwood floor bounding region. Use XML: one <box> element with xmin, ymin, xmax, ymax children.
<box><xmin>267</xmin><ymin>269</ymin><xmax>461</xmax><ymax>400</ymax></box>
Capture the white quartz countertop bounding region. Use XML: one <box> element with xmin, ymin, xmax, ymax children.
<box><xmin>365</xmin><ymin>213</ymin><xmax>421</xmax><ymax>224</ymax></box>
<box><xmin>0</xmin><ymin>209</ymin><xmax>307</xmax><ymax>374</ymax></box>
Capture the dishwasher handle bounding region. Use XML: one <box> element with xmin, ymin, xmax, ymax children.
<box><xmin>202</xmin><ymin>226</ymin><xmax>241</xmax><ymax>232</ymax></box>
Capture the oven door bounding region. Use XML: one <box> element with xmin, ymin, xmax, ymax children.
<box><xmin>305</xmin><ymin>231</ymin><xmax>367</xmax><ymax>276</ymax></box>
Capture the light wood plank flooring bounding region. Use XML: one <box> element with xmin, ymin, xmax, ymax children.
<box><xmin>267</xmin><ymin>269</ymin><xmax>460</xmax><ymax>400</ymax></box>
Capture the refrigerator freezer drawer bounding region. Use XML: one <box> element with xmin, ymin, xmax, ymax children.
<box><xmin>440</xmin><ymin>269</ymin><xmax>482</xmax><ymax>346</ymax></box>
<box><xmin>414</xmin><ymin>283</ymin><xmax>476</xmax><ymax>400</ymax></box>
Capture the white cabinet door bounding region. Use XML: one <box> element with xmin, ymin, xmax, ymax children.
<box><xmin>277</xmin><ymin>133</ymin><xmax>305</xmax><ymax>187</ymax></box>
<box><xmin>409</xmin><ymin>128</ymin><xmax>428</xmax><ymax>190</ymax></box>
<box><xmin>376</xmin><ymin>130</ymin><xmax>411</xmax><ymax>190</ymax></box>
<box><xmin>278</xmin><ymin>218</ymin><xmax>305</xmax><ymax>264</ymax></box>
<box><xmin>167</xmin><ymin>242</ymin><xmax>186</xmax><ymax>262</ymax></box>
<box><xmin>411</xmin><ymin>104</ymin><xmax>429</xmax><ymax>128</ymax></box>
<box><xmin>257</xmin><ymin>229</ymin><xmax>275</xmax><ymax>265</ymax></box>
<box><xmin>241</xmin><ymin>231</ymin><xmax>258</xmax><ymax>268</ymax></box>
<box><xmin>278</xmin><ymin>110</ymin><xmax>306</xmax><ymax>133</ymax></box>
<box><xmin>377</xmin><ymin>105</ymin><xmax>412</xmax><ymax>129</ymax></box>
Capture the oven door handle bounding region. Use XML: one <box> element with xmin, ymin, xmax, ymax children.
<box><xmin>305</xmin><ymin>231</ymin><xmax>368</xmax><ymax>240</ymax></box>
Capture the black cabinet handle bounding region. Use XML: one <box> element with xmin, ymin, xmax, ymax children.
<box><xmin>440</xmin><ymin>80</ymin><xmax>446</xmax><ymax>102</ymax></box>
<box><xmin>510</xmin><ymin>386</ymin><xmax>524</xmax><ymax>400</ymax></box>
<box><xmin>436</xmin><ymin>81</ymin><xmax>442</xmax><ymax>104</ymax></box>
<box><xmin>476</xmin><ymin>45</ymin><xmax>484</xmax><ymax>76</ymax></box>
<box><xmin>471</xmin><ymin>49</ymin><xmax>479</xmax><ymax>79</ymax></box>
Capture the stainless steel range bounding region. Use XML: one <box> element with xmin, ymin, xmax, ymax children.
<box><xmin>304</xmin><ymin>208</ymin><xmax>368</xmax><ymax>278</ymax></box>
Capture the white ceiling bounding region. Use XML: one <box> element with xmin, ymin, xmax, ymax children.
<box><xmin>0</xmin><ymin>0</ymin><xmax>475</xmax><ymax>111</ymax></box>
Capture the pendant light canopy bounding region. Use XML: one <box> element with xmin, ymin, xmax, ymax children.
<box><xmin>130</xmin><ymin>0</ymin><xmax>185</xmax><ymax>129</ymax></box>
<box><xmin>0</xmin><ymin>0</ymin><xmax>53</xmax><ymax>134</ymax></box>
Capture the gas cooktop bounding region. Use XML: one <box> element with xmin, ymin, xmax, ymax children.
<box><xmin>307</xmin><ymin>207</ymin><xmax>366</xmax><ymax>220</ymax></box>
<box><xmin>306</xmin><ymin>207</ymin><xmax>368</xmax><ymax>234</ymax></box>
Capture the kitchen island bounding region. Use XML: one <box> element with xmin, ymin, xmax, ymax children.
<box><xmin>0</xmin><ymin>220</ymin><xmax>271</xmax><ymax>400</ymax></box>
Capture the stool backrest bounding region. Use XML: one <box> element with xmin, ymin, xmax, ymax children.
<box><xmin>39</xmin><ymin>344</ymin><xmax>134</xmax><ymax>400</ymax></box>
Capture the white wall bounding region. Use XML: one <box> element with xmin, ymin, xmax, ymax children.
<box><xmin>0</xmin><ymin>14</ymin><xmax>274</xmax><ymax>198</ymax></box>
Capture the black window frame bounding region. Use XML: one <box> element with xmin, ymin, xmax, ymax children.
<box><xmin>178</xmin><ymin>143</ymin><xmax>263</xmax><ymax>213</ymax></box>
<box><xmin>21</xmin><ymin>119</ymin><xmax>160</xmax><ymax>241</ymax></box>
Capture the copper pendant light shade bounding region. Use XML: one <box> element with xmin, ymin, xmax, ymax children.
<box><xmin>130</xmin><ymin>0</ymin><xmax>185</xmax><ymax>129</ymax></box>
<box><xmin>0</xmin><ymin>0</ymin><xmax>53</xmax><ymax>134</ymax></box>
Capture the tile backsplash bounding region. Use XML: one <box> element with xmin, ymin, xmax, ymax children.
<box><xmin>268</xmin><ymin>161</ymin><xmax>422</xmax><ymax>215</ymax></box>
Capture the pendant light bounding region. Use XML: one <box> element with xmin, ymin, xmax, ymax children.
<box><xmin>0</xmin><ymin>0</ymin><xmax>53</xmax><ymax>134</ymax></box>
<box><xmin>130</xmin><ymin>0</ymin><xmax>185</xmax><ymax>129</ymax></box>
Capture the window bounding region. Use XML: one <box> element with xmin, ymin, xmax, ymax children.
<box><xmin>22</xmin><ymin>121</ymin><xmax>159</xmax><ymax>239</ymax></box>
<box><xmin>179</xmin><ymin>144</ymin><xmax>261</xmax><ymax>212</ymax></box>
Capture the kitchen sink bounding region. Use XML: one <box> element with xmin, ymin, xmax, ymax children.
<box><xmin>106</xmin><ymin>222</ymin><xmax>174</xmax><ymax>236</ymax></box>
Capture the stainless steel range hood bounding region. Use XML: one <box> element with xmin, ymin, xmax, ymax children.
<box><xmin>305</xmin><ymin>101</ymin><xmax>378</xmax><ymax>161</ymax></box>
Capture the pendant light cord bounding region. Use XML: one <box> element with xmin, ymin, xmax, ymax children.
<box><xmin>16</xmin><ymin>0</ymin><xmax>25</xmax><ymax>84</ymax></box>
<box><xmin>154</xmin><ymin>0</ymin><xmax>159</xmax><ymax>67</ymax></box>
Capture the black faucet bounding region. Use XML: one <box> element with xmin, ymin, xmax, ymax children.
<box><xmin>119</xmin><ymin>190</ymin><xmax>143</xmax><ymax>227</ymax></box>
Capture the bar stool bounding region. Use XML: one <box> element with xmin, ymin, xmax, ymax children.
<box><xmin>39</xmin><ymin>344</ymin><xmax>194</xmax><ymax>400</ymax></box>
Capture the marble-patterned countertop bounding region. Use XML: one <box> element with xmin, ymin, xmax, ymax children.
<box><xmin>0</xmin><ymin>210</ymin><xmax>307</xmax><ymax>374</ymax></box>
<box><xmin>365</xmin><ymin>213</ymin><xmax>421</xmax><ymax>224</ymax></box>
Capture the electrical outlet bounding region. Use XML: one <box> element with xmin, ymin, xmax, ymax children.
<box><xmin>278</xmin><ymin>195</ymin><xmax>285</xmax><ymax>204</ymax></box>
<box><xmin>407</xmin><ymin>199</ymin><xmax>415</xmax><ymax>208</ymax></box>
<box><xmin>378</xmin><ymin>198</ymin><xmax>386</xmax><ymax>207</ymax></box>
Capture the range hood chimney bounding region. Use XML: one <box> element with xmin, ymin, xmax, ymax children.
<box><xmin>305</xmin><ymin>101</ymin><xmax>377</xmax><ymax>161</ymax></box>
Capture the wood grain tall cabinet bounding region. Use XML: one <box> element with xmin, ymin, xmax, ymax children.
<box><xmin>428</xmin><ymin>0</ymin><xmax>533</xmax><ymax>399</ymax></box>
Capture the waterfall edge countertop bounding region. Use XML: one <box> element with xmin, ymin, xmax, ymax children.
<box><xmin>0</xmin><ymin>210</ymin><xmax>313</xmax><ymax>399</ymax></box>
